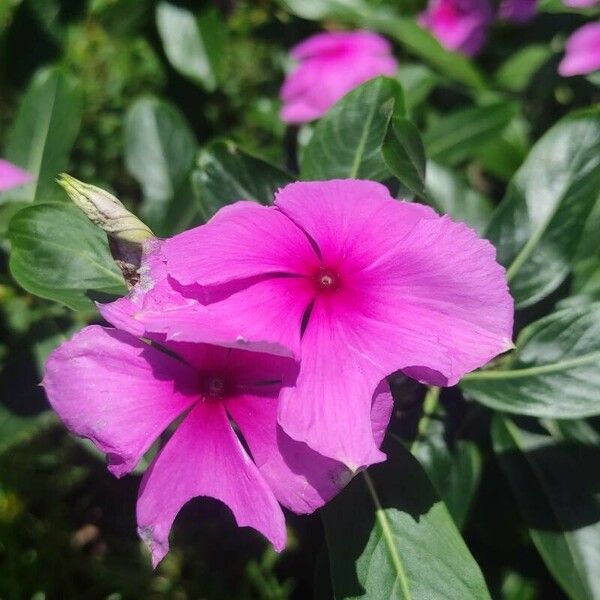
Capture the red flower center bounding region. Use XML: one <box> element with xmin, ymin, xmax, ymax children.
<box><xmin>315</xmin><ymin>266</ymin><xmax>341</xmax><ymax>292</ymax></box>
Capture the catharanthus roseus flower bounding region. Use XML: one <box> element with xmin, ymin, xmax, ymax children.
<box><xmin>498</xmin><ymin>0</ymin><xmax>537</xmax><ymax>23</ymax></box>
<box><xmin>119</xmin><ymin>180</ymin><xmax>513</xmax><ymax>471</ymax></box>
<box><xmin>0</xmin><ymin>159</ymin><xmax>32</xmax><ymax>191</ymax></box>
<box><xmin>44</xmin><ymin>288</ymin><xmax>392</xmax><ymax>565</ymax></box>
<box><xmin>419</xmin><ymin>0</ymin><xmax>493</xmax><ymax>56</ymax></box>
<box><xmin>279</xmin><ymin>30</ymin><xmax>398</xmax><ymax>124</ymax></box>
<box><xmin>559</xmin><ymin>22</ymin><xmax>600</xmax><ymax>76</ymax></box>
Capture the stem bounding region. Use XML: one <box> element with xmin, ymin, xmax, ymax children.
<box><xmin>410</xmin><ymin>386</ymin><xmax>440</xmax><ymax>454</ymax></box>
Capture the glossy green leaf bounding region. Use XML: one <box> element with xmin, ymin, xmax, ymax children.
<box><xmin>461</xmin><ymin>303</ymin><xmax>600</xmax><ymax>419</ymax></box>
<box><xmin>9</xmin><ymin>203</ymin><xmax>126</xmax><ymax>311</ymax></box>
<box><xmin>124</xmin><ymin>96</ymin><xmax>197</xmax><ymax>235</ymax></box>
<box><xmin>382</xmin><ymin>116</ymin><xmax>426</xmax><ymax>197</ymax></box>
<box><xmin>424</xmin><ymin>102</ymin><xmax>518</xmax><ymax>166</ymax></box>
<box><xmin>322</xmin><ymin>440</ymin><xmax>491</xmax><ymax>600</ymax></box>
<box><xmin>156</xmin><ymin>2</ymin><xmax>226</xmax><ymax>91</ymax></box>
<box><xmin>493</xmin><ymin>416</ymin><xmax>600</xmax><ymax>600</ymax></box>
<box><xmin>1</xmin><ymin>67</ymin><xmax>83</xmax><ymax>204</ymax></box>
<box><xmin>494</xmin><ymin>45</ymin><xmax>552</xmax><ymax>92</ymax></box>
<box><xmin>192</xmin><ymin>141</ymin><xmax>292</xmax><ymax>218</ymax></box>
<box><xmin>425</xmin><ymin>162</ymin><xmax>493</xmax><ymax>235</ymax></box>
<box><xmin>301</xmin><ymin>77</ymin><xmax>403</xmax><ymax>180</ymax></box>
<box><xmin>411</xmin><ymin>419</ymin><xmax>482</xmax><ymax>529</ymax></box>
<box><xmin>486</xmin><ymin>108</ymin><xmax>600</xmax><ymax>308</ymax></box>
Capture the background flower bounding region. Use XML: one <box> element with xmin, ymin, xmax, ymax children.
<box><xmin>279</xmin><ymin>30</ymin><xmax>398</xmax><ymax>124</ymax></box>
<box><xmin>0</xmin><ymin>159</ymin><xmax>32</xmax><ymax>191</ymax></box>
<box><xmin>559</xmin><ymin>22</ymin><xmax>600</xmax><ymax>76</ymax></box>
<box><xmin>498</xmin><ymin>0</ymin><xmax>538</xmax><ymax>23</ymax></box>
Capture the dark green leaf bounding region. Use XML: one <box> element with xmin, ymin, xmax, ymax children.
<box><xmin>192</xmin><ymin>141</ymin><xmax>292</xmax><ymax>218</ymax></box>
<box><xmin>0</xmin><ymin>407</ymin><xmax>56</xmax><ymax>456</ymax></box>
<box><xmin>301</xmin><ymin>77</ymin><xmax>403</xmax><ymax>180</ymax></box>
<box><xmin>486</xmin><ymin>108</ymin><xmax>600</xmax><ymax>308</ymax></box>
<box><xmin>1</xmin><ymin>67</ymin><xmax>83</xmax><ymax>204</ymax></box>
<box><xmin>323</xmin><ymin>440</ymin><xmax>491</xmax><ymax>599</ymax></box>
<box><xmin>424</xmin><ymin>102</ymin><xmax>518</xmax><ymax>166</ymax></box>
<box><xmin>155</xmin><ymin>2</ymin><xmax>226</xmax><ymax>91</ymax></box>
<box><xmin>124</xmin><ymin>96</ymin><xmax>197</xmax><ymax>235</ymax></box>
<box><xmin>461</xmin><ymin>303</ymin><xmax>600</xmax><ymax>419</ymax></box>
<box><xmin>493</xmin><ymin>416</ymin><xmax>600</xmax><ymax>600</ymax></box>
<box><xmin>382</xmin><ymin>116</ymin><xmax>426</xmax><ymax>197</ymax></box>
<box><xmin>425</xmin><ymin>162</ymin><xmax>494</xmax><ymax>234</ymax></box>
<box><xmin>9</xmin><ymin>203</ymin><xmax>126</xmax><ymax>311</ymax></box>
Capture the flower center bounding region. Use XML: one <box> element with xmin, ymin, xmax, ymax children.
<box><xmin>315</xmin><ymin>266</ymin><xmax>340</xmax><ymax>292</ymax></box>
<box><xmin>201</xmin><ymin>375</ymin><xmax>228</xmax><ymax>401</ymax></box>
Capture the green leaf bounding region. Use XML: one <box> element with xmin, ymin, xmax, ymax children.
<box><xmin>9</xmin><ymin>203</ymin><xmax>126</xmax><ymax>311</ymax></box>
<box><xmin>396</xmin><ymin>64</ymin><xmax>439</xmax><ymax>112</ymax></box>
<box><xmin>0</xmin><ymin>407</ymin><xmax>56</xmax><ymax>456</ymax></box>
<box><xmin>124</xmin><ymin>96</ymin><xmax>197</xmax><ymax>235</ymax></box>
<box><xmin>486</xmin><ymin>108</ymin><xmax>600</xmax><ymax>308</ymax></box>
<box><xmin>494</xmin><ymin>45</ymin><xmax>553</xmax><ymax>93</ymax></box>
<box><xmin>301</xmin><ymin>77</ymin><xmax>403</xmax><ymax>180</ymax></box>
<box><xmin>192</xmin><ymin>141</ymin><xmax>292</xmax><ymax>218</ymax></box>
<box><xmin>493</xmin><ymin>416</ymin><xmax>600</xmax><ymax>600</ymax></box>
<box><xmin>155</xmin><ymin>2</ymin><xmax>226</xmax><ymax>91</ymax></box>
<box><xmin>425</xmin><ymin>162</ymin><xmax>494</xmax><ymax>235</ymax></box>
<box><xmin>322</xmin><ymin>440</ymin><xmax>491</xmax><ymax>600</ymax></box>
<box><xmin>411</xmin><ymin>420</ymin><xmax>482</xmax><ymax>530</ymax></box>
<box><xmin>424</xmin><ymin>102</ymin><xmax>518</xmax><ymax>166</ymax></box>
<box><xmin>1</xmin><ymin>66</ymin><xmax>83</xmax><ymax>204</ymax></box>
<box><xmin>461</xmin><ymin>303</ymin><xmax>600</xmax><ymax>419</ymax></box>
<box><xmin>382</xmin><ymin>116</ymin><xmax>426</xmax><ymax>197</ymax></box>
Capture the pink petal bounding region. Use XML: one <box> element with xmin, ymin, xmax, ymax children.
<box><xmin>137</xmin><ymin>402</ymin><xmax>286</xmax><ymax>567</ymax></box>
<box><xmin>164</xmin><ymin>201</ymin><xmax>316</xmax><ymax>287</ymax></box>
<box><xmin>226</xmin><ymin>380</ymin><xmax>392</xmax><ymax>514</ymax></box>
<box><xmin>0</xmin><ymin>159</ymin><xmax>32</xmax><ymax>192</ymax></box>
<box><xmin>563</xmin><ymin>0</ymin><xmax>597</xmax><ymax>6</ymax></box>
<box><xmin>290</xmin><ymin>30</ymin><xmax>392</xmax><ymax>60</ymax></box>
<box><xmin>42</xmin><ymin>326</ymin><xmax>197</xmax><ymax>477</ymax></box>
<box><xmin>498</xmin><ymin>0</ymin><xmax>537</xmax><ymax>22</ymax></box>
<box><xmin>559</xmin><ymin>23</ymin><xmax>600</xmax><ymax>76</ymax></box>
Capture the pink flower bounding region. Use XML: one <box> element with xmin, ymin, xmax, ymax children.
<box><xmin>419</xmin><ymin>0</ymin><xmax>493</xmax><ymax>56</ymax></box>
<box><xmin>280</xmin><ymin>30</ymin><xmax>398</xmax><ymax>124</ymax></box>
<box><xmin>118</xmin><ymin>180</ymin><xmax>513</xmax><ymax>471</ymax></box>
<box><xmin>0</xmin><ymin>159</ymin><xmax>32</xmax><ymax>191</ymax></box>
<box><xmin>559</xmin><ymin>22</ymin><xmax>600</xmax><ymax>76</ymax></box>
<box><xmin>498</xmin><ymin>0</ymin><xmax>537</xmax><ymax>23</ymax></box>
<box><xmin>563</xmin><ymin>0</ymin><xmax>598</xmax><ymax>7</ymax></box>
<box><xmin>44</xmin><ymin>246</ymin><xmax>393</xmax><ymax>566</ymax></box>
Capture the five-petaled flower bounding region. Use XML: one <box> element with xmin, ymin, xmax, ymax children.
<box><xmin>109</xmin><ymin>180</ymin><xmax>513</xmax><ymax>472</ymax></box>
<box><xmin>280</xmin><ymin>30</ymin><xmax>398</xmax><ymax>124</ymax></box>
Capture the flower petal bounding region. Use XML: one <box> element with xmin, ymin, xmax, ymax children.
<box><xmin>42</xmin><ymin>325</ymin><xmax>197</xmax><ymax>477</ymax></box>
<box><xmin>559</xmin><ymin>23</ymin><xmax>600</xmax><ymax>77</ymax></box>
<box><xmin>0</xmin><ymin>159</ymin><xmax>32</xmax><ymax>192</ymax></box>
<box><xmin>164</xmin><ymin>201</ymin><xmax>316</xmax><ymax>287</ymax></box>
<box><xmin>137</xmin><ymin>402</ymin><xmax>286</xmax><ymax>567</ymax></box>
<box><xmin>226</xmin><ymin>380</ymin><xmax>392</xmax><ymax>514</ymax></box>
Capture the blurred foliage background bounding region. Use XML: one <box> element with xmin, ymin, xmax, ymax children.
<box><xmin>0</xmin><ymin>0</ymin><xmax>599</xmax><ymax>598</ymax></box>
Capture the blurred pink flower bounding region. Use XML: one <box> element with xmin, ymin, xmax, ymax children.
<box><xmin>0</xmin><ymin>159</ymin><xmax>32</xmax><ymax>191</ymax></box>
<box><xmin>44</xmin><ymin>241</ymin><xmax>393</xmax><ymax>567</ymax></box>
<box><xmin>559</xmin><ymin>22</ymin><xmax>600</xmax><ymax>76</ymax></box>
<box><xmin>419</xmin><ymin>0</ymin><xmax>493</xmax><ymax>56</ymax></box>
<box><xmin>280</xmin><ymin>30</ymin><xmax>398</xmax><ymax>124</ymax></box>
<box><xmin>498</xmin><ymin>0</ymin><xmax>537</xmax><ymax>23</ymax></box>
<box><xmin>563</xmin><ymin>0</ymin><xmax>598</xmax><ymax>7</ymax></box>
<box><xmin>124</xmin><ymin>180</ymin><xmax>514</xmax><ymax>471</ymax></box>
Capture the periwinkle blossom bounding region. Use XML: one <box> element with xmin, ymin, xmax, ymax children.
<box><xmin>116</xmin><ymin>180</ymin><xmax>514</xmax><ymax>471</ymax></box>
<box><xmin>279</xmin><ymin>30</ymin><xmax>398</xmax><ymax>124</ymax></box>
<box><xmin>44</xmin><ymin>317</ymin><xmax>393</xmax><ymax>566</ymax></box>
<box><xmin>418</xmin><ymin>0</ymin><xmax>493</xmax><ymax>56</ymax></box>
<box><xmin>559</xmin><ymin>23</ymin><xmax>600</xmax><ymax>76</ymax></box>
<box><xmin>498</xmin><ymin>0</ymin><xmax>537</xmax><ymax>23</ymax></box>
<box><xmin>0</xmin><ymin>159</ymin><xmax>32</xmax><ymax>191</ymax></box>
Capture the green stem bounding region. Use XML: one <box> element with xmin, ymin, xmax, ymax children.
<box><xmin>410</xmin><ymin>386</ymin><xmax>440</xmax><ymax>454</ymax></box>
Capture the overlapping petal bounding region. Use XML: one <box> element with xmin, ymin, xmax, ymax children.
<box><xmin>137</xmin><ymin>402</ymin><xmax>286</xmax><ymax>567</ymax></box>
<box><xmin>0</xmin><ymin>159</ymin><xmax>32</xmax><ymax>191</ymax></box>
<box><xmin>42</xmin><ymin>326</ymin><xmax>197</xmax><ymax>477</ymax></box>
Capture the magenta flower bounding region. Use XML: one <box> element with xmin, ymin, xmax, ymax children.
<box><xmin>118</xmin><ymin>180</ymin><xmax>513</xmax><ymax>471</ymax></box>
<box><xmin>418</xmin><ymin>0</ymin><xmax>493</xmax><ymax>56</ymax></box>
<box><xmin>0</xmin><ymin>159</ymin><xmax>32</xmax><ymax>191</ymax></box>
<box><xmin>498</xmin><ymin>0</ymin><xmax>537</xmax><ymax>23</ymax></box>
<box><xmin>559</xmin><ymin>22</ymin><xmax>600</xmax><ymax>76</ymax></box>
<box><xmin>563</xmin><ymin>0</ymin><xmax>598</xmax><ymax>7</ymax></box>
<box><xmin>280</xmin><ymin>30</ymin><xmax>398</xmax><ymax>124</ymax></box>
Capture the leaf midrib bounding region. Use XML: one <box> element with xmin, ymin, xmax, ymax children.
<box><xmin>349</xmin><ymin>86</ymin><xmax>382</xmax><ymax>178</ymax></box>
